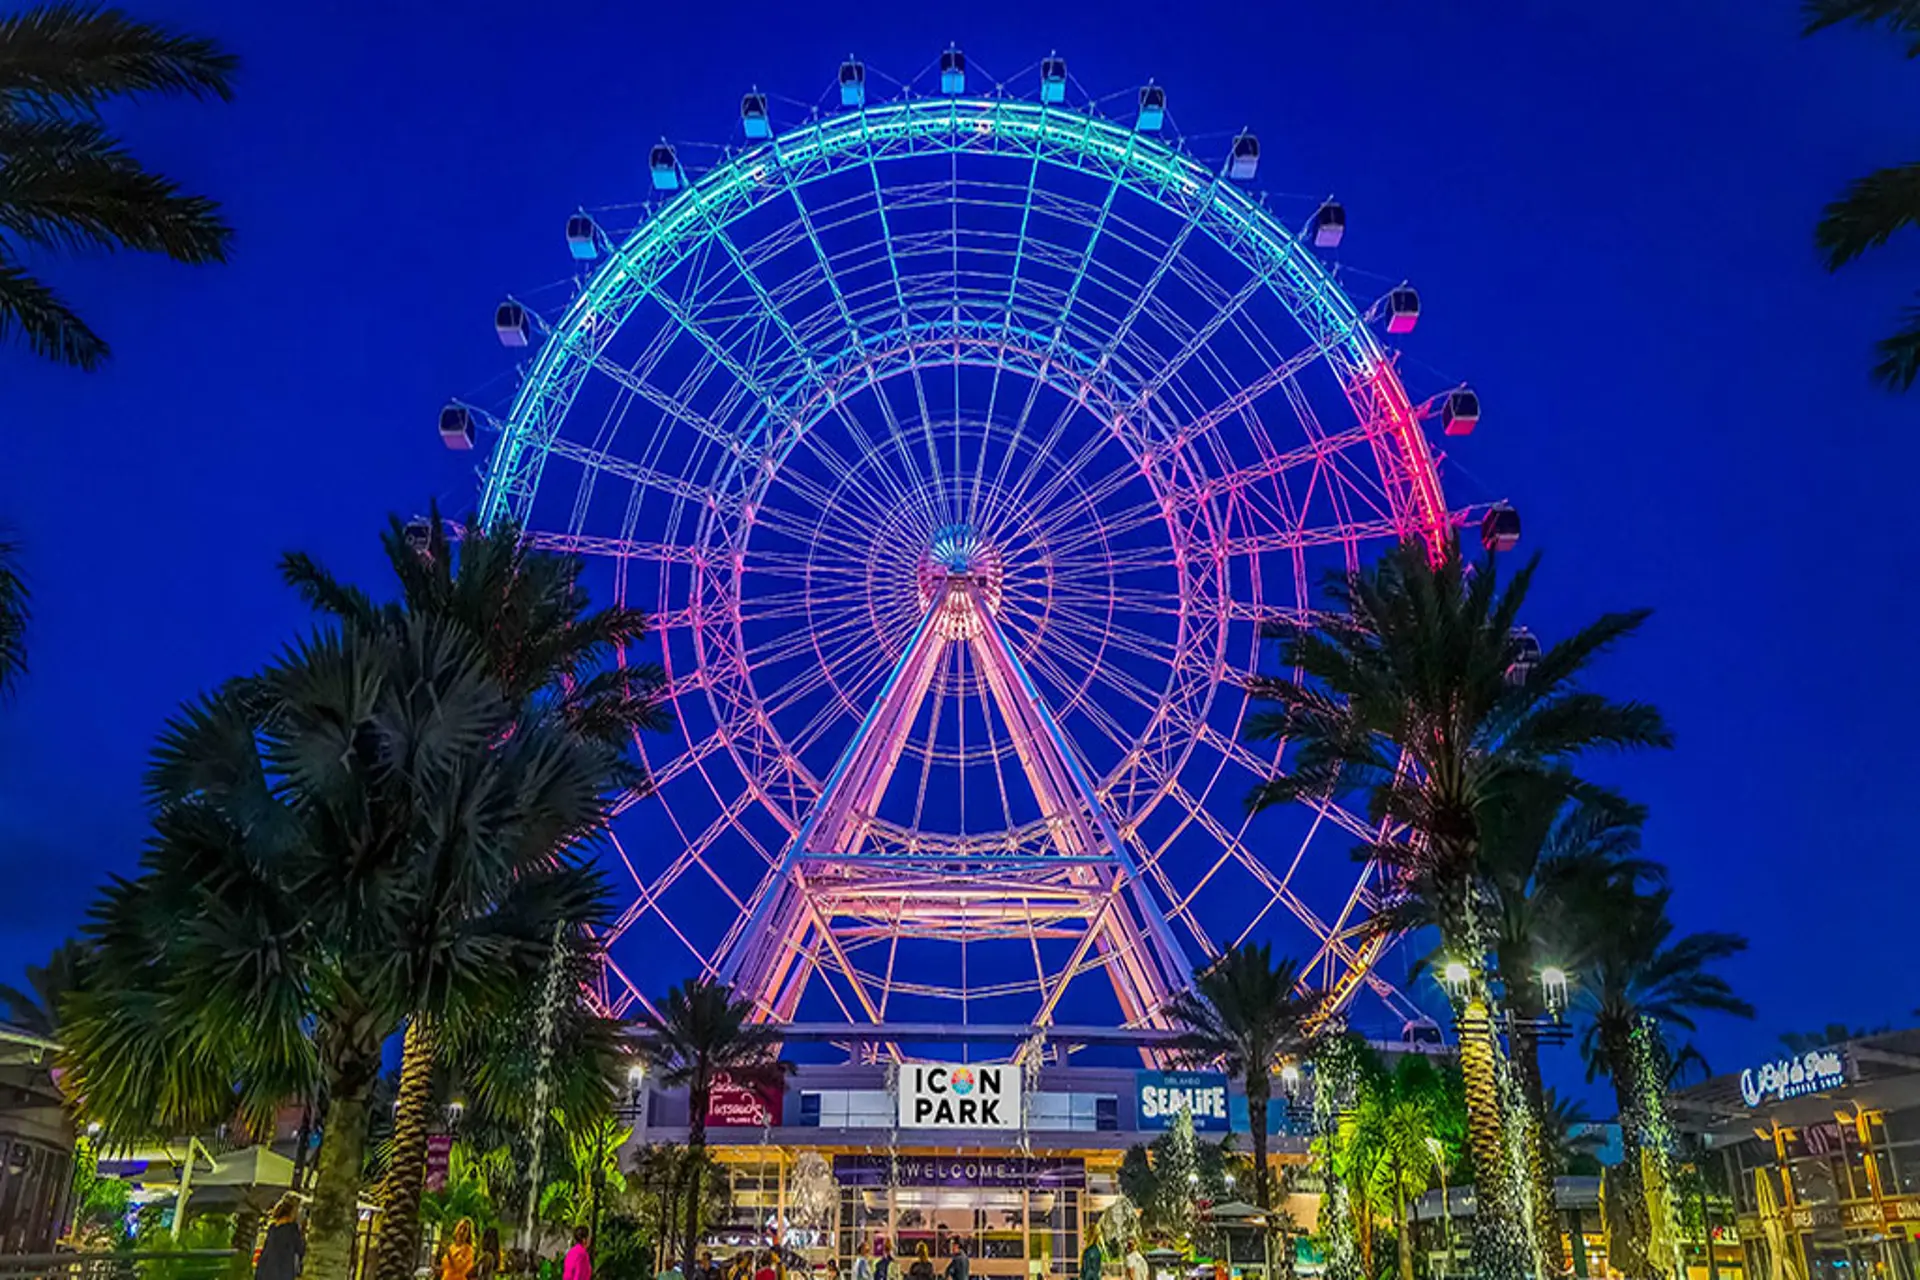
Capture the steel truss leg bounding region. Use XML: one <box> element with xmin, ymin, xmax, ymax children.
<box><xmin>715</xmin><ymin>578</ymin><xmax>1195</xmax><ymax>1035</ymax></box>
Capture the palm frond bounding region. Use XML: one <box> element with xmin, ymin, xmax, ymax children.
<box><xmin>1870</xmin><ymin>294</ymin><xmax>1920</xmax><ymax>389</ymax></box>
<box><xmin>0</xmin><ymin>533</ymin><xmax>28</xmax><ymax>697</ymax></box>
<box><xmin>1816</xmin><ymin>162</ymin><xmax>1920</xmax><ymax>271</ymax></box>
<box><xmin>1802</xmin><ymin>0</ymin><xmax>1920</xmax><ymax>54</ymax></box>
<box><xmin>0</xmin><ymin>113</ymin><xmax>231</xmax><ymax>261</ymax></box>
<box><xmin>0</xmin><ymin>253</ymin><xmax>106</xmax><ymax>367</ymax></box>
<box><xmin>0</xmin><ymin>4</ymin><xmax>237</xmax><ymax>108</ymax></box>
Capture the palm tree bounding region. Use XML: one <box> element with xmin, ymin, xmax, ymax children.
<box><xmin>0</xmin><ymin>937</ymin><xmax>83</xmax><ymax>1037</ymax></box>
<box><xmin>281</xmin><ymin>509</ymin><xmax>666</xmax><ymax>1280</ymax></box>
<box><xmin>0</xmin><ymin>4</ymin><xmax>235</xmax><ymax>368</ymax></box>
<box><xmin>1483</xmin><ymin>786</ymin><xmax>1659</xmax><ymax>1273</ymax></box>
<box><xmin>63</xmin><ymin>619</ymin><xmax>622</xmax><ymax>1280</ymax></box>
<box><xmin>637</xmin><ymin>977</ymin><xmax>786</xmax><ymax>1280</ymax></box>
<box><xmin>1245</xmin><ymin>534</ymin><xmax>1670</xmax><ymax>1280</ymax></box>
<box><xmin>0</xmin><ymin>534</ymin><xmax>26</xmax><ymax>698</ymax></box>
<box><xmin>1802</xmin><ymin>0</ymin><xmax>1920</xmax><ymax>387</ymax></box>
<box><xmin>1166</xmin><ymin>943</ymin><xmax>1323</xmax><ymax>1221</ymax></box>
<box><xmin>1336</xmin><ymin>1053</ymin><xmax>1446</xmax><ymax>1280</ymax></box>
<box><xmin>1537</xmin><ymin>1089</ymin><xmax>1605</xmax><ymax>1178</ymax></box>
<box><xmin>1574</xmin><ymin>888</ymin><xmax>1751</xmax><ymax>1280</ymax></box>
<box><xmin>1779</xmin><ymin>1022</ymin><xmax>1883</xmax><ymax>1054</ymax></box>
<box><xmin>1366</xmin><ymin>780</ymin><xmax>1659</xmax><ymax>1269</ymax></box>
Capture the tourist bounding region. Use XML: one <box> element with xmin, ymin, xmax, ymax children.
<box><xmin>944</xmin><ymin>1240</ymin><xmax>969</xmax><ymax>1280</ymax></box>
<box><xmin>1123</xmin><ymin>1243</ymin><xmax>1146</xmax><ymax>1280</ymax></box>
<box><xmin>475</xmin><ymin>1228</ymin><xmax>502</xmax><ymax>1280</ymax></box>
<box><xmin>755</xmin><ymin>1250</ymin><xmax>779</xmax><ymax>1280</ymax></box>
<box><xmin>565</xmin><ymin>1225</ymin><xmax>593</xmax><ymax>1280</ymax></box>
<box><xmin>1078</xmin><ymin>1234</ymin><xmax>1103</xmax><ymax>1280</ymax></box>
<box><xmin>439</xmin><ymin>1219</ymin><xmax>477</xmax><ymax>1280</ymax></box>
<box><xmin>874</xmin><ymin>1240</ymin><xmax>894</xmax><ymax>1280</ymax></box>
<box><xmin>853</xmin><ymin>1241</ymin><xmax>875</xmax><ymax>1280</ymax></box>
<box><xmin>254</xmin><ymin>1196</ymin><xmax>304</xmax><ymax>1280</ymax></box>
<box><xmin>908</xmin><ymin>1244</ymin><xmax>934</xmax><ymax>1280</ymax></box>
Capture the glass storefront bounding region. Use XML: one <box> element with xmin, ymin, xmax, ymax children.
<box><xmin>833</xmin><ymin>1156</ymin><xmax>1086</xmax><ymax>1280</ymax></box>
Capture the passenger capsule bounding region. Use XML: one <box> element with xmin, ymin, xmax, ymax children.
<box><xmin>1040</xmin><ymin>56</ymin><xmax>1067</xmax><ymax>104</ymax></box>
<box><xmin>438</xmin><ymin>404</ymin><xmax>474</xmax><ymax>451</ymax></box>
<box><xmin>1505</xmin><ymin>628</ymin><xmax>1542</xmax><ymax>685</ymax></box>
<box><xmin>1136</xmin><ymin>84</ymin><xmax>1166</xmax><ymax>132</ymax></box>
<box><xmin>1442</xmin><ymin>387</ymin><xmax>1480</xmax><ymax>437</ymax></box>
<box><xmin>941</xmin><ymin>48</ymin><xmax>966</xmax><ymax>95</ymax></box>
<box><xmin>1385</xmin><ymin>286</ymin><xmax>1421</xmax><ymax>335</ymax></box>
<box><xmin>495</xmin><ymin>300</ymin><xmax>530</xmax><ymax>348</ymax></box>
<box><xmin>741</xmin><ymin>91</ymin><xmax>771</xmax><ymax>139</ymax></box>
<box><xmin>1224</xmin><ymin>132</ymin><xmax>1259</xmax><ymax>181</ymax></box>
<box><xmin>649</xmin><ymin>143</ymin><xmax>680</xmax><ymax>191</ymax></box>
<box><xmin>1311</xmin><ymin>200</ymin><xmax>1346</xmax><ymax>249</ymax></box>
<box><xmin>840</xmin><ymin>59</ymin><xmax>866</xmax><ymax>107</ymax></box>
<box><xmin>1481</xmin><ymin>502</ymin><xmax>1521</xmax><ymax>553</ymax></box>
<box><xmin>566</xmin><ymin>213</ymin><xmax>599</xmax><ymax>261</ymax></box>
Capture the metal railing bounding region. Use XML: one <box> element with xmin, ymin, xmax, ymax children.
<box><xmin>0</xmin><ymin>1251</ymin><xmax>239</xmax><ymax>1280</ymax></box>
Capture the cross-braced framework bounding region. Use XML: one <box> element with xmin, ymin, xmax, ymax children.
<box><xmin>467</xmin><ymin>70</ymin><xmax>1474</xmax><ymax>1043</ymax></box>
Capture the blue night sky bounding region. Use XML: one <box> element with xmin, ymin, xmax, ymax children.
<box><xmin>4</xmin><ymin>0</ymin><xmax>1917</xmax><ymax>1091</ymax></box>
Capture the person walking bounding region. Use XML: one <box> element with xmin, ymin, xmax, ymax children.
<box><xmin>1124</xmin><ymin>1243</ymin><xmax>1146</xmax><ymax>1280</ymax></box>
<box><xmin>874</xmin><ymin>1240</ymin><xmax>894</xmax><ymax>1280</ymax></box>
<box><xmin>907</xmin><ymin>1244</ymin><xmax>934</xmax><ymax>1280</ymax></box>
<box><xmin>438</xmin><ymin>1220</ymin><xmax>477</xmax><ymax>1280</ymax></box>
<box><xmin>255</xmin><ymin>1197</ymin><xmax>305</xmax><ymax>1280</ymax></box>
<box><xmin>853</xmin><ymin>1241</ymin><xmax>875</xmax><ymax>1280</ymax></box>
<box><xmin>475</xmin><ymin>1228</ymin><xmax>502</xmax><ymax>1280</ymax></box>
<box><xmin>1079</xmin><ymin>1234</ymin><xmax>1104</xmax><ymax>1280</ymax></box>
<box><xmin>565</xmin><ymin>1225</ymin><xmax>594</xmax><ymax>1280</ymax></box>
<box><xmin>943</xmin><ymin>1240</ymin><xmax>969</xmax><ymax>1280</ymax></box>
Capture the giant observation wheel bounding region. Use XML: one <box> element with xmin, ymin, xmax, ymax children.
<box><xmin>453</xmin><ymin>54</ymin><xmax>1490</xmax><ymax>1045</ymax></box>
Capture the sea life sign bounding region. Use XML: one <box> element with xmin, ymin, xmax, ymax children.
<box><xmin>896</xmin><ymin>1063</ymin><xmax>1022</xmax><ymax>1128</ymax></box>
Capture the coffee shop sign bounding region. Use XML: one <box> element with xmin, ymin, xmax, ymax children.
<box><xmin>1741</xmin><ymin>1048</ymin><xmax>1846</xmax><ymax>1107</ymax></box>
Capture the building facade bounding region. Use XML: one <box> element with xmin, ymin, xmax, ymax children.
<box><xmin>1672</xmin><ymin>1028</ymin><xmax>1920</xmax><ymax>1280</ymax></box>
<box><xmin>0</xmin><ymin>1024</ymin><xmax>73</xmax><ymax>1255</ymax></box>
<box><xmin>633</xmin><ymin>1061</ymin><xmax>1316</xmax><ymax>1277</ymax></box>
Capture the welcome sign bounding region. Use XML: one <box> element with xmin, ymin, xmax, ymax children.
<box><xmin>897</xmin><ymin>1063</ymin><xmax>1022</xmax><ymax>1128</ymax></box>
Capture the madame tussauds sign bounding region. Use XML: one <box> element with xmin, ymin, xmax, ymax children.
<box><xmin>897</xmin><ymin>1064</ymin><xmax>1022</xmax><ymax>1129</ymax></box>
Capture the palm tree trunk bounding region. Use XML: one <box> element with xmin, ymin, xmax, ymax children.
<box><xmin>1397</xmin><ymin>1186</ymin><xmax>1414</xmax><ymax>1280</ymax></box>
<box><xmin>1632</xmin><ymin>1021</ymin><xmax>1684</xmax><ymax>1280</ymax></box>
<box><xmin>682</xmin><ymin>1078</ymin><xmax>710</xmax><ymax>1280</ymax></box>
<box><xmin>1248</xmin><ymin>1077</ymin><xmax>1291</xmax><ymax>1280</ymax></box>
<box><xmin>1458</xmin><ymin>994</ymin><xmax>1529</xmax><ymax>1280</ymax></box>
<box><xmin>308</xmin><ymin>1026</ymin><xmax>384</xmax><ymax>1280</ymax></box>
<box><xmin>1248</xmin><ymin>1073</ymin><xmax>1272</xmax><ymax>1210</ymax></box>
<box><xmin>1602</xmin><ymin>1028</ymin><xmax>1653</xmax><ymax>1280</ymax></box>
<box><xmin>374</xmin><ymin>1017</ymin><xmax>438</xmax><ymax>1280</ymax></box>
<box><xmin>1510</xmin><ymin>1024</ymin><xmax>1563</xmax><ymax>1274</ymax></box>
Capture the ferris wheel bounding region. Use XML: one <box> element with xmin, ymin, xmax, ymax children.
<box><xmin>446</xmin><ymin>51</ymin><xmax>1499</xmax><ymax>1042</ymax></box>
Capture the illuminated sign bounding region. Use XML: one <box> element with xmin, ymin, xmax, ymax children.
<box><xmin>897</xmin><ymin>1064</ymin><xmax>1021</xmax><ymax>1128</ymax></box>
<box><xmin>1137</xmin><ymin>1071</ymin><xmax>1230</xmax><ymax>1131</ymax></box>
<box><xmin>707</xmin><ymin>1071</ymin><xmax>784</xmax><ymax>1127</ymax></box>
<box><xmin>1740</xmin><ymin>1048</ymin><xmax>1846</xmax><ymax>1107</ymax></box>
<box><xmin>834</xmin><ymin>1155</ymin><xmax>1084</xmax><ymax>1188</ymax></box>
